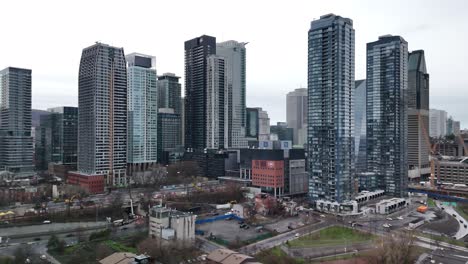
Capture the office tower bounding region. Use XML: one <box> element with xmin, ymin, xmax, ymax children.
<box><xmin>366</xmin><ymin>35</ymin><xmax>408</xmax><ymax>197</ymax></box>
<box><xmin>126</xmin><ymin>53</ymin><xmax>158</xmax><ymax>175</ymax></box>
<box><xmin>157</xmin><ymin>108</ymin><xmax>181</xmax><ymax>162</ymax></box>
<box><xmin>36</xmin><ymin>107</ymin><xmax>78</xmax><ymax>171</ymax></box>
<box><xmin>354</xmin><ymin>80</ymin><xmax>367</xmax><ymax>173</ymax></box>
<box><xmin>308</xmin><ymin>14</ymin><xmax>355</xmax><ymax>203</ymax></box>
<box><xmin>246</xmin><ymin>108</ymin><xmax>259</xmax><ymax>140</ymax></box>
<box><xmin>258</xmin><ymin>108</ymin><xmax>270</xmax><ymax>141</ymax></box>
<box><xmin>216</xmin><ymin>40</ymin><xmax>247</xmax><ymax>148</ymax></box>
<box><xmin>185</xmin><ymin>35</ymin><xmax>216</xmax><ymax>150</ymax></box>
<box><xmin>181</xmin><ymin>97</ymin><xmax>185</xmax><ymax>147</ymax></box>
<box><xmin>270</xmin><ymin>122</ymin><xmax>293</xmax><ymax>141</ymax></box>
<box><xmin>286</xmin><ymin>88</ymin><xmax>307</xmax><ymax>146</ymax></box>
<box><xmin>453</xmin><ymin>121</ymin><xmax>461</xmax><ymax>135</ymax></box>
<box><xmin>429</xmin><ymin>109</ymin><xmax>447</xmax><ymax>138</ymax></box>
<box><xmin>0</xmin><ymin>67</ymin><xmax>34</xmax><ymax>177</ymax></box>
<box><xmin>206</xmin><ymin>55</ymin><xmax>226</xmax><ymax>149</ymax></box>
<box><xmin>447</xmin><ymin>117</ymin><xmax>454</xmax><ymax>136</ymax></box>
<box><xmin>78</xmin><ymin>43</ymin><xmax>127</xmax><ymax>186</ymax></box>
<box><xmin>407</xmin><ymin>50</ymin><xmax>430</xmax><ymax>178</ymax></box>
<box><xmin>157</xmin><ymin>73</ymin><xmax>181</xmax><ymax>115</ymax></box>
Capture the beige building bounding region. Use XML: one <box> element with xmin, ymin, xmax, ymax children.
<box><xmin>149</xmin><ymin>206</ymin><xmax>196</xmax><ymax>244</ymax></box>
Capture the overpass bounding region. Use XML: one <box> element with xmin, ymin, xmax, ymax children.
<box><xmin>408</xmin><ymin>186</ymin><xmax>468</xmax><ymax>202</ymax></box>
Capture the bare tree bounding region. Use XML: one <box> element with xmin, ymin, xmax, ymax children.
<box><xmin>366</xmin><ymin>232</ymin><xmax>416</xmax><ymax>264</ymax></box>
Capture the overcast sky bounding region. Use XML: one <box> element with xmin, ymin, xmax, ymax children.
<box><xmin>1</xmin><ymin>0</ymin><xmax>467</xmax><ymax>126</ymax></box>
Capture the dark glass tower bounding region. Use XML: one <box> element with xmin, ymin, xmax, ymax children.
<box><xmin>157</xmin><ymin>73</ymin><xmax>181</xmax><ymax>115</ymax></box>
<box><xmin>366</xmin><ymin>35</ymin><xmax>408</xmax><ymax>197</ymax></box>
<box><xmin>408</xmin><ymin>50</ymin><xmax>430</xmax><ymax>178</ymax></box>
<box><xmin>0</xmin><ymin>67</ymin><xmax>34</xmax><ymax>177</ymax></box>
<box><xmin>184</xmin><ymin>35</ymin><xmax>216</xmax><ymax>150</ymax></box>
<box><xmin>354</xmin><ymin>80</ymin><xmax>367</xmax><ymax>173</ymax></box>
<box><xmin>307</xmin><ymin>14</ymin><xmax>355</xmax><ymax>203</ymax></box>
<box><xmin>78</xmin><ymin>43</ymin><xmax>127</xmax><ymax>186</ymax></box>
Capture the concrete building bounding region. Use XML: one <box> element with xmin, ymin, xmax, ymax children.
<box><xmin>366</xmin><ymin>35</ymin><xmax>408</xmax><ymax>198</ymax></box>
<box><xmin>185</xmin><ymin>35</ymin><xmax>216</xmax><ymax>150</ymax></box>
<box><xmin>0</xmin><ymin>67</ymin><xmax>34</xmax><ymax>178</ymax></box>
<box><xmin>216</xmin><ymin>40</ymin><xmax>247</xmax><ymax>148</ymax></box>
<box><xmin>126</xmin><ymin>53</ymin><xmax>158</xmax><ymax>177</ymax></box>
<box><xmin>434</xmin><ymin>140</ymin><xmax>465</xmax><ymax>157</ymax></box>
<box><xmin>206</xmin><ymin>55</ymin><xmax>226</xmax><ymax>149</ymax></box>
<box><xmin>286</xmin><ymin>88</ymin><xmax>307</xmax><ymax>146</ymax></box>
<box><xmin>354</xmin><ymin>80</ymin><xmax>367</xmax><ymax>174</ymax></box>
<box><xmin>270</xmin><ymin>122</ymin><xmax>293</xmax><ymax>142</ymax></box>
<box><xmin>67</xmin><ymin>172</ymin><xmax>104</xmax><ymax>194</ymax></box>
<box><xmin>258</xmin><ymin>108</ymin><xmax>270</xmax><ymax>141</ymax></box>
<box><xmin>157</xmin><ymin>108</ymin><xmax>181</xmax><ymax>163</ymax></box>
<box><xmin>308</xmin><ymin>14</ymin><xmax>355</xmax><ymax>203</ymax></box>
<box><xmin>453</xmin><ymin>121</ymin><xmax>461</xmax><ymax>136</ymax></box>
<box><xmin>408</xmin><ymin>50</ymin><xmax>431</xmax><ymax>180</ymax></box>
<box><xmin>148</xmin><ymin>206</ymin><xmax>196</xmax><ymax>244</ymax></box>
<box><xmin>77</xmin><ymin>43</ymin><xmax>127</xmax><ymax>186</ymax></box>
<box><xmin>435</xmin><ymin>157</ymin><xmax>468</xmax><ymax>185</ymax></box>
<box><xmin>375</xmin><ymin>198</ymin><xmax>408</xmax><ymax>214</ymax></box>
<box><xmin>315</xmin><ymin>200</ymin><xmax>358</xmax><ymax>215</ymax></box>
<box><xmin>430</xmin><ymin>109</ymin><xmax>447</xmax><ymax>138</ymax></box>
<box><xmin>35</xmin><ymin>107</ymin><xmax>78</xmax><ymax>172</ymax></box>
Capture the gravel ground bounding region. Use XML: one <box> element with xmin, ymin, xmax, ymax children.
<box><xmin>421</xmin><ymin>210</ymin><xmax>459</xmax><ymax>236</ymax></box>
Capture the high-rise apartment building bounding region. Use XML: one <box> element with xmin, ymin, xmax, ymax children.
<box><xmin>307</xmin><ymin>14</ymin><xmax>355</xmax><ymax>203</ymax></box>
<box><xmin>185</xmin><ymin>35</ymin><xmax>216</xmax><ymax>150</ymax></box>
<box><xmin>157</xmin><ymin>73</ymin><xmax>181</xmax><ymax>115</ymax></box>
<box><xmin>286</xmin><ymin>88</ymin><xmax>307</xmax><ymax>146</ymax></box>
<box><xmin>36</xmin><ymin>107</ymin><xmax>78</xmax><ymax>171</ymax></box>
<box><xmin>407</xmin><ymin>50</ymin><xmax>430</xmax><ymax>179</ymax></box>
<box><xmin>126</xmin><ymin>53</ymin><xmax>158</xmax><ymax>175</ymax></box>
<box><xmin>430</xmin><ymin>109</ymin><xmax>447</xmax><ymax>138</ymax></box>
<box><xmin>206</xmin><ymin>55</ymin><xmax>226</xmax><ymax>149</ymax></box>
<box><xmin>245</xmin><ymin>107</ymin><xmax>259</xmax><ymax>140</ymax></box>
<box><xmin>77</xmin><ymin>43</ymin><xmax>127</xmax><ymax>186</ymax></box>
<box><xmin>0</xmin><ymin>67</ymin><xmax>34</xmax><ymax>177</ymax></box>
<box><xmin>366</xmin><ymin>35</ymin><xmax>408</xmax><ymax>197</ymax></box>
<box><xmin>157</xmin><ymin>108</ymin><xmax>181</xmax><ymax>162</ymax></box>
<box><xmin>258</xmin><ymin>108</ymin><xmax>270</xmax><ymax>141</ymax></box>
<box><xmin>216</xmin><ymin>40</ymin><xmax>247</xmax><ymax>148</ymax></box>
<box><xmin>354</xmin><ymin>80</ymin><xmax>367</xmax><ymax>174</ymax></box>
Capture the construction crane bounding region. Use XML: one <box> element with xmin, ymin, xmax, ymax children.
<box><xmin>419</xmin><ymin>113</ymin><xmax>437</xmax><ymax>188</ymax></box>
<box><xmin>457</xmin><ymin>134</ymin><xmax>468</xmax><ymax>156</ymax></box>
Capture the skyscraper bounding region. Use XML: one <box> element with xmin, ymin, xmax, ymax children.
<box><xmin>77</xmin><ymin>43</ymin><xmax>127</xmax><ymax>186</ymax></box>
<box><xmin>185</xmin><ymin>35</ymin><xmax>216</xmax><ymax>150</ymax></box>
<box><xmin>258</xmin><ymin>108</ymin><xmax>270</xmax><ymax>141</ymax></box>
<box><xmin>36</xmin><ymin>107</ymin><xmax>78</xmax><ymax>171</ymax></box>
<box><xmin>0</xmin><ymin>67</ymin><xmax>34</xmax><ymax>177</ymax></box>
<box><xmin>206</xmin><ymin>55</ymin><xmax>226</xmax><ymax>149</ymax></box>
<box><xmin>245</xmin><ymin>107</ymin><xmax>259</xmax><ymax>140</ymax></box>
<box><xmin>429</xmin><ymin>109</ymin><xmax>447</xmax><ymax>138</ymax></box>
<box><xmin>157</xmin><ymin>73</ymin><xmax>181</xmax><ymax>115</ymax></box>
<box><xmin>216</xmin><ymin>40</ymin><xmax>247</xmax><ymax>148</ymax></box>
<box><xmin>408</xmin><ymin>50</ymin><xmax>430</xmax><ymax>179</ymax></box>
<box><xmin>286</xmin><ymin>88</ymin><xmax>307</xmax><ymax>146</ymax></box>
<box><xmin>354</xmin><ymin>80</ymin><xmax>367</xmax><ymax>174</ymax></box>
<box><xmin>366</xmin><ymin>35</ymin><xmax>408</xmax><ymax>198</ymax></box>
<box><xmin>157</xmin><ymin>108</ymin><xmax>181</xmax><ymax>163</ymax></box>
<box><xmin>126</xmin><ymin>53</ymin><xmax>158</xmax><ymax>175</ymax></box>
<box><xmin>308</xmin><ymin>14</ymin><xmax>355</xmax><ymax>203</ymax></box>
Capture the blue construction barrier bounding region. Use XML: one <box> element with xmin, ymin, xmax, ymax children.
<box><xmin>195</xmin><ymin>214</ymin><xmax>243</xmax><ymax>224</ymax></box>
<box><xmin>408</xmin><ymin>188</ymin><xmax>468</xmax><ymax>203</ymax></box>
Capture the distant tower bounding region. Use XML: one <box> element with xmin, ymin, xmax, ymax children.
<box><xmin>78</xmin><ymin>43</ymin><xmax>127</xmax><ymax>186</ymax></box>
<box><xmin>307</xmin><ymin>14</ymin><xmax>355</xmax><ymax>203</ymax></box>
<box><xmin>286</xmin><ymin>88</ymin><xmax>307</xmax><ymax>146</ymax></box>
<box><xmin>366</xmin><ymin>35</ymin><xmax>408</xmax><ymax>197</ymax></box>
<box><xmin>206</xmin><ymin>55</ymin><xmax>226</xmax><ymax>149</ymax></box>
<box><xmin>126</xmin><ymin>53</ymin><xmax>158</xmax><ymax>175</ymax></box>
<box><xmin>354</xmin><ymin>80</ymin><xmax>367</xmax><ymax>174</ymax></box>
<box><xmin>0</xmin><ymin>67</ymin><xmax>34</xmax><ymax>177</ymax></box>
<box><xmin>408</xmin><ymin>50</ymin><xmax>430</xmax><ymax>179</ymax></box>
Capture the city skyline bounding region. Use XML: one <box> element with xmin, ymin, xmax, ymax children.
<box><xmin>1</xmin><ymin>0</ymin><xmax>467</xmax><ymax>126</ymax></box>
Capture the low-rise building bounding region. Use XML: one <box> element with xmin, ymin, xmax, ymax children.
<box><xmin>67</xmin><ymin>172</ymin><xmax>105</xmax><ymax>194</ymax></box>
<box><xmin>149</xmin><ymin>206</ymin><xmax>196</xmax><ymax>244</ymax></box>
<box><xmin>354</xmin><ymin>190</ymin><xmax>385</xmax><ymax>204</ymax></box>
<box><xmin>207</xmin><ymin>248</ymin><xmax>258</xmax><ymax>264</ymax></box>
<box><xmin>375</xmin><ymin>198</ymin><xmax>408</xmax><ymax>214</ymax></box>
<box><xmin>315</xmin><ymin>200</ymin><xmax>358</xmax><ymax>215</ymax></box>
<box><xmin>435</xmin><ymin>157</ymin><xmax>468</xmax><ymax>185</ymax></box>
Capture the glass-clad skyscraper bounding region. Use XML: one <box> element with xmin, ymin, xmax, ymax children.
<box><xmin>366</xmin><ymin>35</ymin><xmax>408</xmax><ymax>197</ymax></box>
<box><xmin>126</xmin><ymin>53</ymin><xmax>158</xmax><ymax>172</ymax></box>
<box><xmin>354</xmin><ymin>80</ymin><xmax>367</xmax><ymax>173</ymax></box>
<box><xmin>307</xmin><ymin>14</ymin><xmax>355</xmax><ymax>203</ymax></box>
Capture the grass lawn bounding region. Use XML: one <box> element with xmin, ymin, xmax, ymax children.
<box><xmin>288</xmin><ymin>226</ymin><xmax>375</xmax><ymax>248</ymax></box>
<box><xmin>255</xmin><ymin>247</ymin><xmax>305</xmax><ymax>264</ymax></box>
<box><xmin>427</xmin><ymin>198</ymin><xmax>436</xmax><ymax>207</ymax></box>
<box><xmin>455</xmin><ymin>204</ymin><xmax>468</xmax><ymax>220</ymax></box>
<box><xmin>418</xmin><ymin>232</ymin><xmax>466</xmax><ymax>247</ymax></box>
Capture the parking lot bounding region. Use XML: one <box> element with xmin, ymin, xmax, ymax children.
<box><xmin>196</xmin><ymin>218</ymin><xmax>265</xmax><ymax>242</ymax></box>
<box><xmin>265</xmin><ymin>215</ymin><xmax>318</xmax><ymax>233</ymax></box>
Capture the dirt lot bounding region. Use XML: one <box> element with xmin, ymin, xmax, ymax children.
<box><xmin>421</xmin><ymin>211</ymin><xmax>459</xmax><ymax>236</ymax></box>
<box><xmin>265</xmin><ymin>215</ymin><xmax>318</xmax><ymax>233</ymax></box>
<box><xmin>197</xmin><ymin>219</ymin><xmax>263</xmax><ymax>242</ymax></box>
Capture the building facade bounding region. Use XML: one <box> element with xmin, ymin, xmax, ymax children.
<box><xmin>270</xmin><ymin>122</ymin><xmax>293</xmax><ymax>141</ymax></box>
<box><xmin>185</xmin><ymin>35</ymin><xmax>216</xmax><ymax>150</ymax></box>
<box><xmin>67</xmin><ymin>172</ymin><xmax>104</xmax><ymax>194</ymax></box>
<box><xmin>435</xmin><ymin>158</ymin><xmax>468</xmax><ymax>185</ymax></box>
<box><xmin>149</xmin><ymin>206</ymin><xmax>196</xmax><ymax>244</ymax></box>
<box><xmin>407</xmin><ymin>50</ymin><xmax>430</xmax><ymax>179</ymax></box>
<box><xmin>308</xmin><ymin>14</ymin><xmax>355</xmax><ymax>203</ymax></box>
<box><xmin>366</xmin><ymin>35</ymin><xmax>408</xmax><ymax>197</ymax></box>
<box><xmin>157</xmin><ymin>73</ymin><xmax>181</xmax><ymax>115</ymax></box>
<box><xmin>354</xmin><ymin>80</ymin><xmax>367</xmax><ymax>174</ymax></box>
<box><xmin>206</xmin><ymin>55</ymin><xmax>226</xmax><ymax>149</ymax></box>
<box><xmin>126</xmin><ymin>53</ymin><xmax>158</xmax><ymax>175</ymax></box>
<box><xmin>245</xmin><ymin>108</ymin><xmax>259</xmax><ymax>140</ymax></box>
<box><xmin>0</xmin><ymin>67</ymin><xmax>34</xmax><ymax>178</ymax></box>
<box><xmin>77</xmin><ymin>43</ymin><xmax>127</xmax><ymax>186</ymax></box>
<box><xmin>258</xmin><ymin>108</ymin><xmax>270</xmax><ymax>141</ymax></box>
<box><xmin>430</xmin><ymin>109</ymin><xmax>447</xmax><ymax>138</ymax></box>
<box><xmin>157</xmin><ymin>108</ymin><xmax>181</xmax><ymax>163</ymax></box>
<box><xmin>36</xmin><ymin>107</ymin><xmax>78</xmax><ymax>171</ymax></box>
<box><xmin>286</xmin><ymin>88</ymin><xmax>307</xmax><ymax>146</ymax></box>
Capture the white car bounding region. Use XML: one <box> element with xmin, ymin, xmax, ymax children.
<box><xmin>320</xmin><ymin>214</ymin><xmax>326</xmax><ymax>218</ymax></box>
<box><xmin>43</xmin><ymin>220</ymin><xmax>51</xmax><ymax>224</ymax></box>
<box><xmin>397</xmin><ymin>216</ymin><xmax>403</xmax><ymax>220</ymax></box>
<box><xmin>295</xmin><ymin>233</ymin><xmax>300</xmax><ymax>238</ymax></box>
<box><xmin>386</xmin><ymin>217</ymin><xmax>393</xmax><ymax>221</ymax></box>
<box><xmin>383</xmin><ymin>223</ymin><xmax>391</xmax><ymax>228</ymax></box>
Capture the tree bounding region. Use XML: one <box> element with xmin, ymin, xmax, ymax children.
<box><xmin>12</xmin><ymin>246</ymin><xmax>32</xmax><ymax>264</ymax></box>
<box><xmin>47</xmin><ymin>234</ymin><xmax>60</xmax><ymax>249</ymax></box>
<box><xmin>366</xmin><ymin>232</ymin><xmax>416</xmax><ymax>264</ymax></box>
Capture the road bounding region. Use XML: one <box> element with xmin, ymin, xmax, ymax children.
<box><xmin>436</xmin><ymin>200</ymin><xmax>468</xmax><ymax>240</ymax></box>
<box><xmin>1</xmin><ymin>221</ymin><xmax>107</xmax><ymax>239</ymax></box>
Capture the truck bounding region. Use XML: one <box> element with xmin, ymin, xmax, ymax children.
<box><xmin>417</xmin><ymin>206</ymin><xmax>428</xmax><ymax>213</ymax></box>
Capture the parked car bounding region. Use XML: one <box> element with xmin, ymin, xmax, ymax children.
<box><xmin>43</xmin><ymin>220</ymin><xmax>51</xmax><ymax>224</ymax></box>
<box><xmin>396</xmin><ymin>216</ymin><xmax>403</xmax><ymax>220</ymax></box>
<box><xmin>386</xmin><ymin>217</ymin><xmax>393</xmax><ymax>221</ymax></box>
<box><xmin>295</xmin><ymin>233</ymin><xmax>300</xmax><ymax>238</ymax></box>
<box><xmin>239</xmin><ymin>223</ymin><xmax>247</xmax><ymax>228</ymax></box>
